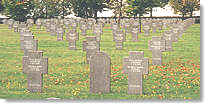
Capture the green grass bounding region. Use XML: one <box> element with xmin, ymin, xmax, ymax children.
<box><xmin>0</xmin><ymin>23</ymin><xmax>200</xmax><ymax>100</ymax></box>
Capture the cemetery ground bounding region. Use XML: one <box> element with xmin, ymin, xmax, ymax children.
<box><xmin>0</xmin><ymin>23</ymin><xmax>200</xmax><ymax>100</ymax></box>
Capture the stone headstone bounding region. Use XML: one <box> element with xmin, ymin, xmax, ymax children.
<box><xmin>36</xmin><ymin>19</ymin><xmax>42</xmax><ymax>29</ymax></box>
<box><xmin>56</xmin><ymin>25</ymin><xmax>65</xmax><ymax>41</ymax></box>
<box><xmin>114</xmin><ymin>29</ymin><xmax>125</xmax><ymax>50</ymax></box>
<box><xmin>123</xmin><ymin>51</ymin><xmax>149</xmax><ymax>95</ymax></box>
<box><xmin>143</xmin><ymin>25</ymin><xmax>150</xmax><ymax>36</ymax></box>
<box><xmin>20</xmin><ymin>36</ymin><xmax>38</xmax><ymax>56</ymax></box>
<box><xmin>8</xmin><ymin>19</ymin><xmax>14</xmax><ymax>29</ymax></box>
<box><xmin>13</xmin><ymin>21</ymin><xmax>19</xmax><ymax>32</ymax></box>
<box><xmin>131</xmin><ymin>27</ymin><xmax>139</xmax><ymax>42</ymax></box>
<box><xmin>66</xmin><ymin>29</ymin><xmax>79</xmax><ymax>50</ymax></box>
<box><xmin>89</xmin><ymin>51</ymin><xmax>111</xmax><ymax>93</ymax></box>
<box><xmin>83</xmin><ymin>36</ymin><xmax>100</xmax><ymax>64</ymax></box>
<box><xmin>124</xmin><ymin>22</ymin><xmax>131</xmax><ymax>34</ymax></box>
<box><xmin>27</xmin><ymin>19</ymin><xmax>34</xmax><ymax>28</ymax></box>
<box><xmin>80</xmin><ymin>24</ymin><xmax>88</xmax><ymax>36</ymax></box>
<box><xmin>151</xmin><ymin>22</ymin><xmax>157</xmax><ymax>33</ymax></box>
<box><xmin>23</xmin><ymin>51</ymin><xmax>48</xmax><ymax>92</ymax></box>
<box><xmin>148</xmin><ymin>36</ymin><xmax>166</xmax><ymax>65</ymax></box>
<box><xmin>162</xmin><ymin>30</ymin><xmax>178</xmax><ymax>51</ymax></box>
<box><xmin>93</xmin><ymin>24</ymin><xmax>103</xmax><ymax>42</ymax></box>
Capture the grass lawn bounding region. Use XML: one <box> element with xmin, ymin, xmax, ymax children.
<box><xmin>0</xmin><ymin>23</ymin><xmax>200</xmax><ymax>100</ymax></box>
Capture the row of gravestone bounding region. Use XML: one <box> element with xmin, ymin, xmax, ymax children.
<box><xmin>3</xmin><ymin>18</ymin><xmax>195</xmax><ymax>65</ymax></box>
<box><xmin>1</xmin><ymin>18</ymin><xmax>195</xmax><ymax>94</ymax></box>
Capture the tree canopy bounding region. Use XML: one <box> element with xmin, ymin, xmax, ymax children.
<box><xmin>169</xmin><ymin>0</ymin><xmax>200</xmax><ymax>18</ymax></box>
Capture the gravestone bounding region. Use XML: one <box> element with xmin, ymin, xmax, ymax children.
<box><xmin>123</xmin><ymin>51</ymin><xmax>149</xmax><ymax>95</ymax></box>
<box><xmin>50</xmin><ymin>23</ymin><xmax>56</xmax><ymax>36</ymax></box>
<box><xmin>131</xmin><ymin>27</ymin><xmax>139</xmax><ymax>42</ymax></box>
<box><xmin>148</xmin><ymin>36</ymin><xmax>166</xmax><ymax>65</ymax></box>
<box><xmin>93</xmin><ymin>24</ymin><xmax>103</xmax><ymax>41</ymax></box>
<box><xmin>171</xmin><ymin>25</ymin><xmax>182</xmax><ymax>38</ymax></box>
<box><xmin>89</xmin><ymin>51</ymin><xmax>111</xmax><ymax>93</ymax></box>
<box><xmin>162</xmin><ymin>30</ymin><xmax>178</xmax><ymax>51</ymax></box>
<box><xmin>143</xmin><ymin>25</ymin><xmax>150</xmax><ymax>36</ymax></box>
<box><xmin>13</xmin><ymin>21</ymin><xmax>19</xmax><ymax>32</ymax></box>
<box><xmin>71</xmin><ymin>22</ymin><xmax>77</xmax><ymax>29</ymax></box>
<box><xmin>87</xmin><ymin>21</ymin><xmax>94</xmax><ymax>30</ymax></box>
<box><xmin>20</xmin><ymin>36</ymin><xmax>38</xmax><ymax>56</ymax></box>
<box><xmin>36</xmin><ymin>19</ymin><xmax>42</xmax><ymax>29</ymax></box>
<box><xmin>20</xmin><ymin>30</ymin><xmax>33</xmax><ymax>41</ymax></box>
<box><xmin>8</xmin><ymin>19</ymin><xmax>14</xmax><ymax>29</ymax></box>
<box><xmin>151</xmin><ymin>22</ymin><xmax>157</xmax><ymax>33</ymax></box>
<box><xmin>81</xmin><ymin>24</ymin><xmax>88</xmax><ymax>36</ymax></box>
<box><xmin>27</xmin><ymin>19</ymin><xmax>34</xmax><ymax>28</ymax></box>
<box><xmin>124</xmin><ymin>22</ymin><xmax>131</xmax><ymax>35</ymax></box>
<box><xmin>83</xmin><ymin>36</ymin><xmax>100</xmax><ymax>64</ymax></box>
<box><xmin>56</xmin><ymin>25</ymin><xmax>65</xmax><ymax>41</ymax></box>
<box><xmin>114</xmin><ymin>29</ymin><xmax>125</xmax><ymax>50</ymax></box>
<box><xmin>23</xmin><ymin>51</ymin><xmax>48</xmax><ymax>92</ymax></box>
<box><xmin>66</xmin><ymin>29</ymin><xmax>79</xmax><ymax>50</ymax></box>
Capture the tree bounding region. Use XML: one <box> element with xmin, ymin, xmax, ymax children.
<box><xmin>70</xmin><ymin>0</ymin><xmax>109</xmax><ymax>19</ymax></box>
<box><xmin>57</xmin><ymin>0</ymin><xmax>71</xmax><ymax>18</ymax></box>
<box><xmin>0</xmin><ymin>0</ymin><xmax>4</xmax><ymax>12</ymax></box>
<box><xmin>3</xmin><ymin>0</ymin><xmax>35</xmax><ymax>22</ymax></box>
<box><xmin>107</xmin><ymin>0</ymin><xmax>129</xmax><ymax>24</ymax></box>
<box><xmin>126</xmin><ymin>0</ymin><xmax>149</xmax><ymax>32</ymax></box>
<box><xmin>169</xmin><ymin>0</ymin><xmax>200</xmax><ymax>19</ymax></box>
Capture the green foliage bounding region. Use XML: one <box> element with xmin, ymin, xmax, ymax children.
<box><xmin>71</xmin><ymin>0</ymin><xmax>109</xmax><ymax>19</ymax></box>
<box><xmin>126</xmin><ymin>0</ymin><xmax>149</xmax><ymax>17</ymax></box>
<box><xmin>169</xmin><ymin>0</ymin><xmax>200</xmax><ymax>18</ymax></box>
<box><xmin>0</xmin><ymin>0</ymin><xmax>4</xmax><ymax>12</ymax></box>
<box><xmin>3</xmin><ymin>0</ymin><xmax>35</xmax><ymax>22</ymax></box>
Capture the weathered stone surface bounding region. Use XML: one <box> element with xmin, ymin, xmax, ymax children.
<box><xmin>23</xmin><ymin>51</ymin><xmax>48</xmax><ymax>92</ymax></box>
<box><xmin>83</xmin><ymin>36</ymin><xmax>100</xmax><ymax>64</ymax></box>
<box><xmin>123</xmin><ymin>51</ymin><xmax>149</xmax><ymax>95</ymax></box>
<box><xmin>149</xmin><ymin>36</ymin><xmax>166</xmax><ymax>65</ymax></box>
<box><xmin>20</xmin><ymin>36</ymin><xmax>38</xmax><ymax>55</ymax></box>
<box><xmin>90</xmin><ymin>52</ymin><xmax>111</xmax><ymax>93</ymax></box>
<box><xmin>131</xmin><ymin>27</ymin><xmax>139</xmax><ymax>42</ymax></box>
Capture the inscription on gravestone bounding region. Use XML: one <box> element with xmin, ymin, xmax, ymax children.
<box><xmin>23</xmin><ymin>51</ymin><xmax>48</xmax><ymax>92</ymax></box>
<box><xmin>20</xmin><ymin>36</ymin><xmax>38</xmax><ymax>56</ymax></box>
<box><xmin>148</xmin><ymin>36</ymin><xmax>166</xmax><ymax>65</ymax></box>
<box><xmin>123</xmin><ymin>51</ymin><xmax>149</xmax><ymax>95</ymax></box>
<box><xmin>162</xmin><ymin>30</ymin><xmax>178</xmax><ymax>51</ymax></box>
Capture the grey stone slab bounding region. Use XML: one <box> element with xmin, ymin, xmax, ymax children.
<box><xmin>123</xmin><ymin>51</ymin><xmax>149</xmax><ymax>95</ymax></box>
<box><xmin>23</xmin><ymin>51</ymin><xmax>48</xmax><ymax>93</ymax></box>
<box><xmin>83</xmin><ymin>36</ymin><xmax>100</xmax><ymax>64</ymax></box>
<box><xmin>20</xmin><ymin>36</ymin><xmax>38</xmax><ymax>52</ymax></box>
<box><xmin>152</xmin><ymin>50</ymin><xmax>162</xmax><ymax>65</ymax></box>
<box><xmin>90</xmin><ymin>52</ymin><xmax>111</xmax><ymax>93</ymax></box>
<box><xmin>131</xmin><ymin>27</ymin><xmax>139</xmax><ymax>42</ymax></box>
<box><xmin>27</xmin><ymin>72</ymin><xmax>43</xmax><ymax>92</ymax></box>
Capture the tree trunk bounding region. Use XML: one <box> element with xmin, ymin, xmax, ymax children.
<box><xmin>190</xmin><ymin>10</ymin><xmax>193</xmax><ymax>17</ymax></box>
<box><xmin>62</xmin><ymin>2</ymin><xmax>65</xmax><ymax>19</ymax></box>
<box><xmin>139</xmin><ymin>15</ymin><xmax>142</xmax><ymax>33</ymax></box>
<box><xmin>94</xmin><ymin>10</ymin><xmax>98</xmax><ymax>22</ymax></box>
<box><xmin>182</xmin><ymin>13</ymin><xmax>185</xmax><ymax>20</ymax></box>
<box><xmin>150</xmin><ymin>8</ymin><xmax>153</xmax><ymax>18</ymax></box>
<box><xmin>118</xmin><ymin>0</ymin><xmax>123</xmax><ymax>26</ymax></box>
